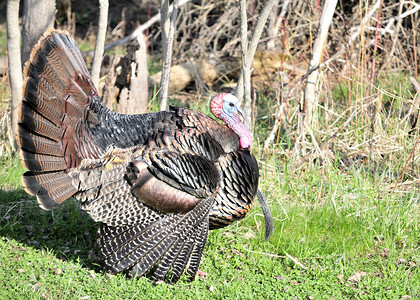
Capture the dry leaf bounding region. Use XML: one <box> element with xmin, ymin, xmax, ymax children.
<box><xmin>54</xmin><ymin>268</ymin><xmax>63</xmax><ymax>275</ymax></box>
<box><xmin>347</xmin><ymin>271</ymin><xmax>367</xmax><ymax>283</ymax></box>
<box><xmin>380</xmin><ymin>248</ymin><xmax>390</xmax><ymax>258</ymax></box>
<box><xmin>89</xmin><ymin>270</ymin><xmax>96</xmax><ymax>280</ymax></box>
<box><xmin>29</xmin><ymin>273</ymin><xmax>37</xmax><ymax>282</ymax></box>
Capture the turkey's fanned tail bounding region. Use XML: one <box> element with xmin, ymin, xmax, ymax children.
<box><xmin>96</xmin><ymin>196</ymin><xmax>213</xmax><ymax>282</ymax></box>
<box><xmin>17</xmin><ymin>29</ymin><xmax>99</xmax><ymax>210</ymax></box>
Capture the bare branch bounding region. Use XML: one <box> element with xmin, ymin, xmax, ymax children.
<box><xmin>104</xmin><ymin>0</ymin><xmax>191</xmax><ymax>52</ymax></box>
<box><xmin>267</xmin><ymin>0</ymin><xmax>290</xmax><ymax>50</ymax></box>
<box><xmin>6</xmin><ymin>0</ymin><xmax>22</xmax><ymax>151</ymax></box>
<box><xmin>381</xmin><ymin>1</ymin><xmax>420</xmax><ymax>24</ymax></box>
<box><xmin>132</xmin><ymin>33</ymin><xmax>149</xmax><ymax>114</ymax></box>
<box><xmin>247</xmin><ymin>0</ymin><xmax>279</xmax><ymax>74</ymax></box>
<box><xmin>91</xmin><ymin>0</ymin><xmax>109</xmax><ymax>88</ymax></box>
<box><xmin>410</xmin><ymin>77</ymin><xmax>420</xmax><ymax>94</ymax></box>
<box><xmin>323</xmin><ymin>0</ymin><xmax>380</xmax><ymax>67</ymax></box>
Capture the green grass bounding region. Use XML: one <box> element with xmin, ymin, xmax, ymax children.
<box><xmin>0</xmin><ymin>146</ymin><xmax>418</xmax><ymax>299</ymax></box>
<box><xmin>0</xmin><ymin>71</ymin><xmax>419</xmax><ymax>298</ymax></box>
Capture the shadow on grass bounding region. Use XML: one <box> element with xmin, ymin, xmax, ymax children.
<box><xmin>0</xmin><ymin>188</ymin><xmax>102</xmax><ymax>272</ymax></box>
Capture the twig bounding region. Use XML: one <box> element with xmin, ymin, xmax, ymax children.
<box><xmin>391</xmin><ymin>134</ymin><xmax>420</xmax><ymax>196</ymax></box>
<box><xmin>262</xmin><ymin>74</ymin><xmax>288</xmax><ymax>158</ymax></box>
<box><xmin>381</xmin><ymin>2</ymin><xmax>420</xmax><ymax>25</ymax></box>
<box><xmin>346</xmin><ymin>207</ymin><xmax>376</xmax><ymax>217</ymax></box>
<box><xmin>104</xmin><ymin>0</ymin><xmax>191</xmax><ymax>52</ymax></box>
<box><xmin>322</xmin><ymin>0</ymin><xmax>381</xmax><ymax>68</ymax></box>
<box><xmin>266</xmin><ymin>0</ymin><xmax>290</xmax><ymax>50</ymax></box>
<box><xmin>411</xmin><ymin>3</ymin><xmax>418</xmax><ymax>77</ymax></box>
<box><xmin>285</xmin><ymin>252</ymin><xmax>308</xmax><ymax>269</ymax></box>
<box><xmin>368</xmin><ymin>1</ymin><xmax>382</xmax><ymax>166</ymax></box>
<box><xmin>410</xmin><ymin>77</ymin><xmax>420</xmax><ymax>93</ymax></box>
<box><xmin>304</xmin><ymin>121</ymin><xmax>331</xmax><ymax>165</ymax></box>
<box><xmin>272</xmin><ymin>0</ymin><xmax>290</xmax><ymax>36</ymax></box>
<box><xmin>262</xmin><ymin>102</ymin><xmax>284</xmax><ymax>157</ymax></box>
<box><xmin>242</xmin><ymin>245</ymin><xmax>343</xmax><ymax>261</ymax></box>
<box><xmin>91</xmin><ymin>0</ymin><xmax>109</xmax><ymax>88</ymax></box>
<box><xmin>237</xmin><ymin>0</ymin><xmax>251</xmax><ymax>128</ymax></box>
<box><xmin>370</xmin><ymin>0</ymin><xmax>382</xmax><ymax>95</ymax></box>
<box><xmin>301</xmin><ymin>0</ymin><xmax>338</xmax><ymax>124</ymax></box>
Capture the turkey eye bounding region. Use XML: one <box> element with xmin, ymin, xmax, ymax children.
<box><xmin>229</xmin><ymin>102</ymin><xmax>234</xmax><ymax>107</ymax></box>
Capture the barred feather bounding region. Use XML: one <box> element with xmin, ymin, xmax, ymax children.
<box><xmin>18</xmin><ymin>28</ymin><xmax>265</xmax><ymax>284</ymax></box>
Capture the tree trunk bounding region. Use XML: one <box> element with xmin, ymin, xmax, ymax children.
<box><xmin>119</xmin><ymin>34</ymin><xmax>148</xmax><ymax>114</ymax></box>
<box><xmin>131</xmin><ymin>33</ymin><xmax>149</xmax><ymax>113</ymax></box>
<box><xmin>101</xmin><ymin>36</ymin><xmax>148</xmax><ymax>114</ymax></box>
<box><xmin>6</xmin><ymin>0</ymin><xmax>22</xmax><ymax>151</ymax></box>
<box><xmin>21</xmin><ymin>0</ymin><xmax>56</xmax><ymax>64</ymax></box>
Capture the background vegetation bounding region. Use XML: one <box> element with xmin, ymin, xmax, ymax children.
<box><xmin>0</xmin><ymin>0</ymin><xmax>419</xmax><ymax>298</ymax></box>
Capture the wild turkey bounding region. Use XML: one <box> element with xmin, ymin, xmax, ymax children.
<box><xmin>17</xmin><ymin>29</ymin><xmax>272</xmax><ymax>283</ymax></box>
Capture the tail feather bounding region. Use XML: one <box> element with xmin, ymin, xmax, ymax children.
<box><xmin>22</xmin><ymin>171</ymin><xmax>77</xmax><ymax>209</ymax></box>
<box><xmin>33</xmin><ymin>183</ymin><xmax>77</xmax><ymax>209</ymax></box>
<box><xmin>18</xmin><ymin>126</ymin><xmax>62</xmax><ymax>157</ymax></box>
<box><xmin>19</xmin><ymin>101</ymin><xmax>62</xmax><ymax>142</ymax></box>
<box><xmin>24</xmin><ymin>29</ymin><xmax>89</xmax><ymax>88</ymax></box>
<box><xmin>23</xmin><ymin>171</ymin><xmax>74</xmax><ymax>194</ymax></box>
<box><xmin>20</xmin><ymin>151</ymin><xmax>67</xmax><ymax>172</ymax></box>
<box><xmin>22</xmin><ymin>78</ymin><xmax>64</xmax><ymax>126</ymax></box>
<box><xmin>128</xmin><ymin>227</ymin><xmax>180</xmax><ymax>278</ymax></box>
<box><xmin>104</xmin><ymin>217</ymin><xmax>176</xmax><ymax>272</ymax></box>
<box><xmin>18</xmin><ymin>29</ymin><xmax>98</xmax><ymax>210</ymax></box>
